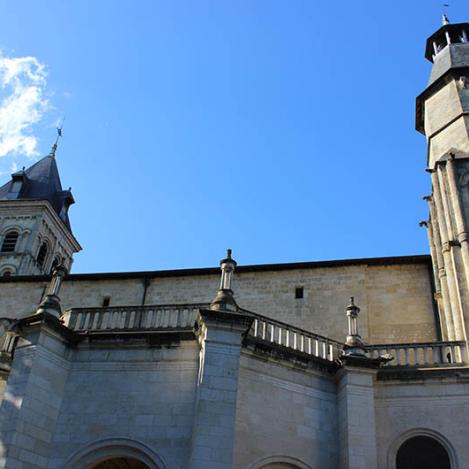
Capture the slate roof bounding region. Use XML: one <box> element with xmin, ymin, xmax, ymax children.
<box><xmin>0</xmin><ymin>152</ymin><xmax>74</xmax><ymax>232</ymax></box>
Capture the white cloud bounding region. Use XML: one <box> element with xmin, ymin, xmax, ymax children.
<box><xmin>0</xmin><ymin>53</ymin><xmax>49</xmax><ymax>158</ymax></box>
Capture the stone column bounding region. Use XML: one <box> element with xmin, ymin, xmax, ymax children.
<box><xmin>337</xmin><ymin>366</ymin><xmax>378</xmax><ymax>469</ymax></box>
<box><xmin>432</xmin><ymin>170</ymin><xmax>465</xmax><ymax>340</ymax></box>
<box><xmin>446</xmin><ymin>157</ymin><xmax>469</xmax><ymax>347</ymax></box>
<box><xmin>189</xmin><ymin>308</ymin><xmax>252</xmax><ymax>469</ymax></box>
<box><xmin>429</xmin><ymin>199</ymin><xmax>454</xmax><ymax>340</ymax></box>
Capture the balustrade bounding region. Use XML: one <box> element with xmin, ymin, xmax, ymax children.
<box><xmin>366</xmin><ymin>341</ymin><xmax>467</xmax><ymax>367</ymax></box>
<box><xmin>62</xmin><ymin>304</ymin><xmax>208</xmax><ymax>332</ymax></box>
<box><xmin>61</xmin><ymin>305</ymin><xmax>468</xmax><ymax>368</ymax></box>
<box><xmin>248</xmin><ymin>314</ymin><xmax>342</xmax><ymax>362</ymax></box>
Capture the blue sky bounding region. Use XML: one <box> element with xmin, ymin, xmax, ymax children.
<box><xmin>0</xmin><ymin>0</ymin><xmax>466</xmax><ymax>273</ymax></box>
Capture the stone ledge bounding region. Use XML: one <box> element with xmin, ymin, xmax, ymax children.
<box><xmin>81</xmin><ymin>328</ymin><xmax>195</xmax><ymax>348</ymax></box>
<box><xmin>377</xmin><ymin>365</ymin><xmax>469</xmax><ymax>381</ymax></box>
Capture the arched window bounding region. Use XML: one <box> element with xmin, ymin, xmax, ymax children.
<box><xmin>36</xmin><ymin>242</ymin><xmax>49</xmax><ymax>268</ymax></box>
<box><xmin>1</xmin><ymin>231</ymin><xmax>18</xmax><ymax>253</ymax></box>
<box><xmin>2</xmin><ymin>270</ymin><xmax>12</xmax><ymax>278</ymax></box>
<box><xmin>396</xmin><ymin>435</ymin><xmax>451</xmax><ymax>469</ymax></box>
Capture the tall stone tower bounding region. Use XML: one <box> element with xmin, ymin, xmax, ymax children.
<box><xmin>417</xmin><ymin>17</ymin><xmax>469</xmax><ymax>345</ymax></box>
<box><xmin>0</xmin><ymin>145</ymin><xmax>81</xmax><ymax>277</ymax></box>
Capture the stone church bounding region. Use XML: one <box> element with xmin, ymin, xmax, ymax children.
<box><xmin>0</xmin><ymin>16</ymin><xmax>468</xmax><ymax>469</ymax></box>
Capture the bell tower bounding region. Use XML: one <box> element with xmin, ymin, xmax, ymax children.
<box><xmin>0</xmin><ymin>143</ymin><xmax>81</xmax><ymax>277</ymax></box>
<box><xmin>417</xmin><ymin>17</ymin><xmax>469</xmax><ymax>344</ymax></box>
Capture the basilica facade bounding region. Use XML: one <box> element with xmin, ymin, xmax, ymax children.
<box><xmin>0</xmin><ymin>17</ymin><xmax>469</xmax><ymax>469</ymax></box>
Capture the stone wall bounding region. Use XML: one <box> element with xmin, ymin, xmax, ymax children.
<box><xmin>51</xmin><ymin>342</ymin><xmax>199</xmax><ymax>469</ymax></box>
<box><xmin>374</xmin><ymin>376</ymin><xmax>469</xmax><ymax>468</ymax></box>
<box><xmin>0</xmin><ymin>258</ymin><xmax>437</xmax><ymax>345</ymax></box>
<box><xmin>233</xmin><ymin>352</ymin><xmax>338</xmax><ymax>469</ymax></box>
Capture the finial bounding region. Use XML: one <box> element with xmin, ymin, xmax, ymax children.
<box><xmin>343</xmin><ymin>296</ymin><xmax>366</xmax><ymax>356</ymax></box>
<box><xmin>49</xmin><ymin>119</ymin><xmax>65</xmax><ymax>158</ymax></box>
<box><xmin>442</xmin><ymin>4</ymin><xmax>450</xmax><ymax>25</ymax></box>
<box><xmin>210</xmin><ymin>249</ymin><xmax>239</xmax><ymax>312</ymax></box>
<box><xmin>35</xmin><ymin>262</ymin><xmax>68</xmax><ymax>318</ymax></box>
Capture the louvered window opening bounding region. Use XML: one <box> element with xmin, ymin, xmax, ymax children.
<box><xmin>37</xmin><ymin>242</ymin><xmax>48</xmax><ymax>267</ymax></box>
<box><xmin>1</xmin><ymin>231</ymin><xmax>18</xmax><ymax>253</ymax></box>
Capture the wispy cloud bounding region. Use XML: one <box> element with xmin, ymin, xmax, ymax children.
<box><xmin>0</xmin><ymin>53</ymin><xmax>49</xmax><ymax>158</ymax></box>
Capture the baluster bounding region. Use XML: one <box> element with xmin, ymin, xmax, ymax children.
<box><xmin>285</xmin><ymin>329</ymin><xmax>290</xmax><ymax>348</ymax></box>
<box><xmin>423</xmin><ymin>346</ymin><xmax>429</xmax><ymax>365</ymax></box>
<box><xmin>171</xmin><ymin>308</ymin><xmax>177</xmax><ymax>327</ymax></box>
<box><xmin>270</xmin><ymin>324</ymin><xmax>275</xmax><ymax>342</ymax></box>
<box><xmin>300</xmin><ymin>334</ymin><xmax>304</xmax><ymax>352</ymax></box>
<box><xmin>278</xmin><ymin>327</ymin><xmax>282</xmax><ymax>345</ymax></box>
<box><xmin>314</xmin><ymin>339</ymin><xmax>319</xmax><ymax>357</ymax></box>
<box><xmin>404</xmin><ymin>347</ymin><xmax>410</xmax><ymax>366</ymax></box>
<box><xmin>293</xmin><ymin>332</ymin><xmax>297</xmax><ymax>350</ymax></box>
<box><xmin>129</xmin><ymin>310</ymin><xmax>136</xmax><ymax>329</ymax></box>
<box><xmin>395</xmin><ymin>348</ymin><xmax>401</xmax><ymax>366</ymax></box>
<box><xmin>321</xmin><ymin>341</ymin><xmax>326</xmax><ymax>359</ymax></box>
<box><xmin>262</xmin><ymin>321</ymin><xmax>266</xmax><ymax>340</ymax></box>
<box><xmin>307</xmin><ymin>337</ymin><xmax>312</xmax><ymax>355</ymax></box>
<box><xmin>450</xmin><ymin>345</ymin><xmax>457</xmax><ymax>364</ymax></box>
<box><xmin>328</xmin><ymin>343</ymin><xmax>333</xmax><ymax>361</ymax></box>
<box><xmin>253</xmin><ymin>319</ymin><xmax>258</xmax><ymax>337</ymax></box>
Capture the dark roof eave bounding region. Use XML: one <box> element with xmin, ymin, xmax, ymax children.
<box><xmin>0</xmin><ymin>254</ymin><xmax>432</xmax><ymax>283</ymax></box>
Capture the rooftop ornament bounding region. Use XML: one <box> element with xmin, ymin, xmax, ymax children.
<box><xmin>36</xmin><ymin>263</ymin><xmax>68</xmax><ymax>318</ymax></box>
<box><xmin>343</xmin><ymin>297</ymin><xmax>366</xmax><ymax>357</ymax></box>
<box><xmin>48</xmin><ymin>121</ymin><xmax>64</xmax><ymax>158</ymax></box>
<box><xmin>210</xmin><ymin>249</ymin><xmax>239</xmax><ymax>312</ymax></box>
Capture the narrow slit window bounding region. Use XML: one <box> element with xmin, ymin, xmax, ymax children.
<box><xmin>102</xmin><ymin>296</ymin><xmax>111</xmax><ymax>307</ymax></box>
<box><xmin>295</xmin><ymin>287</ymin><xmax>304</xmax><ymax>299</ymax></box>
<box><xmin>37</xmin><ymin>242</ymin><xmax>49</xmax><ymax>268</ymax></box>
<box><xmin>1</xmin><ymin>231</ymin><xmax>19</xmax><ymax>253</ymax></box>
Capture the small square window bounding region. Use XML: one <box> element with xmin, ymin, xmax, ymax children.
<box><xmin>295</xmin><ymin>287</ymin><xmax>304</xmax><ymax>299</ymax></box>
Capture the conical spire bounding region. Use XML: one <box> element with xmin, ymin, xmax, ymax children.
<box><xmin>0</xmin><ymin>127</ymin><xmax>75</xmax><ymax>232</ymax></box>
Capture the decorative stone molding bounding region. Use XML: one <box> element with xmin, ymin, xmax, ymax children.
<box><xmin>63</xmin><ymin>437</ymin><xmax>168</xmax><ymax>469</ymax></box>
<box><xmin>246</xmin><ymin>454</ymin><xmax>314</xmax><ymax>469</ymax></box>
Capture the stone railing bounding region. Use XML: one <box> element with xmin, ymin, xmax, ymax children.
<box><xmin>366</xmin><ymin>340</ymin><xmax>467</xmax><ymax>367</ymax></box>
<box><xmin>247</xmin><ymin>312</ymin><xmax>343</xmax><ymax>362</ymax></box>
<box><xmin>62</xmin><ymin>304</ymin><xmax>468</xmax><ymax>369</ymax></box>
<box><xmin>62</xmin><ymin>304</ymin><xmax>209</xmax><ymax>332</ymax></box>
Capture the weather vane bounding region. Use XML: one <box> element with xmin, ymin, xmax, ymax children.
<box><xmin>49</xmin><ymin>117</ymin><xmax>65</xmax><ymax>157</ymax></box>
<box><xmin>443</xmin><ymin>3</ymin><xmax>450</xmax><ymax>24</ymax></box>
